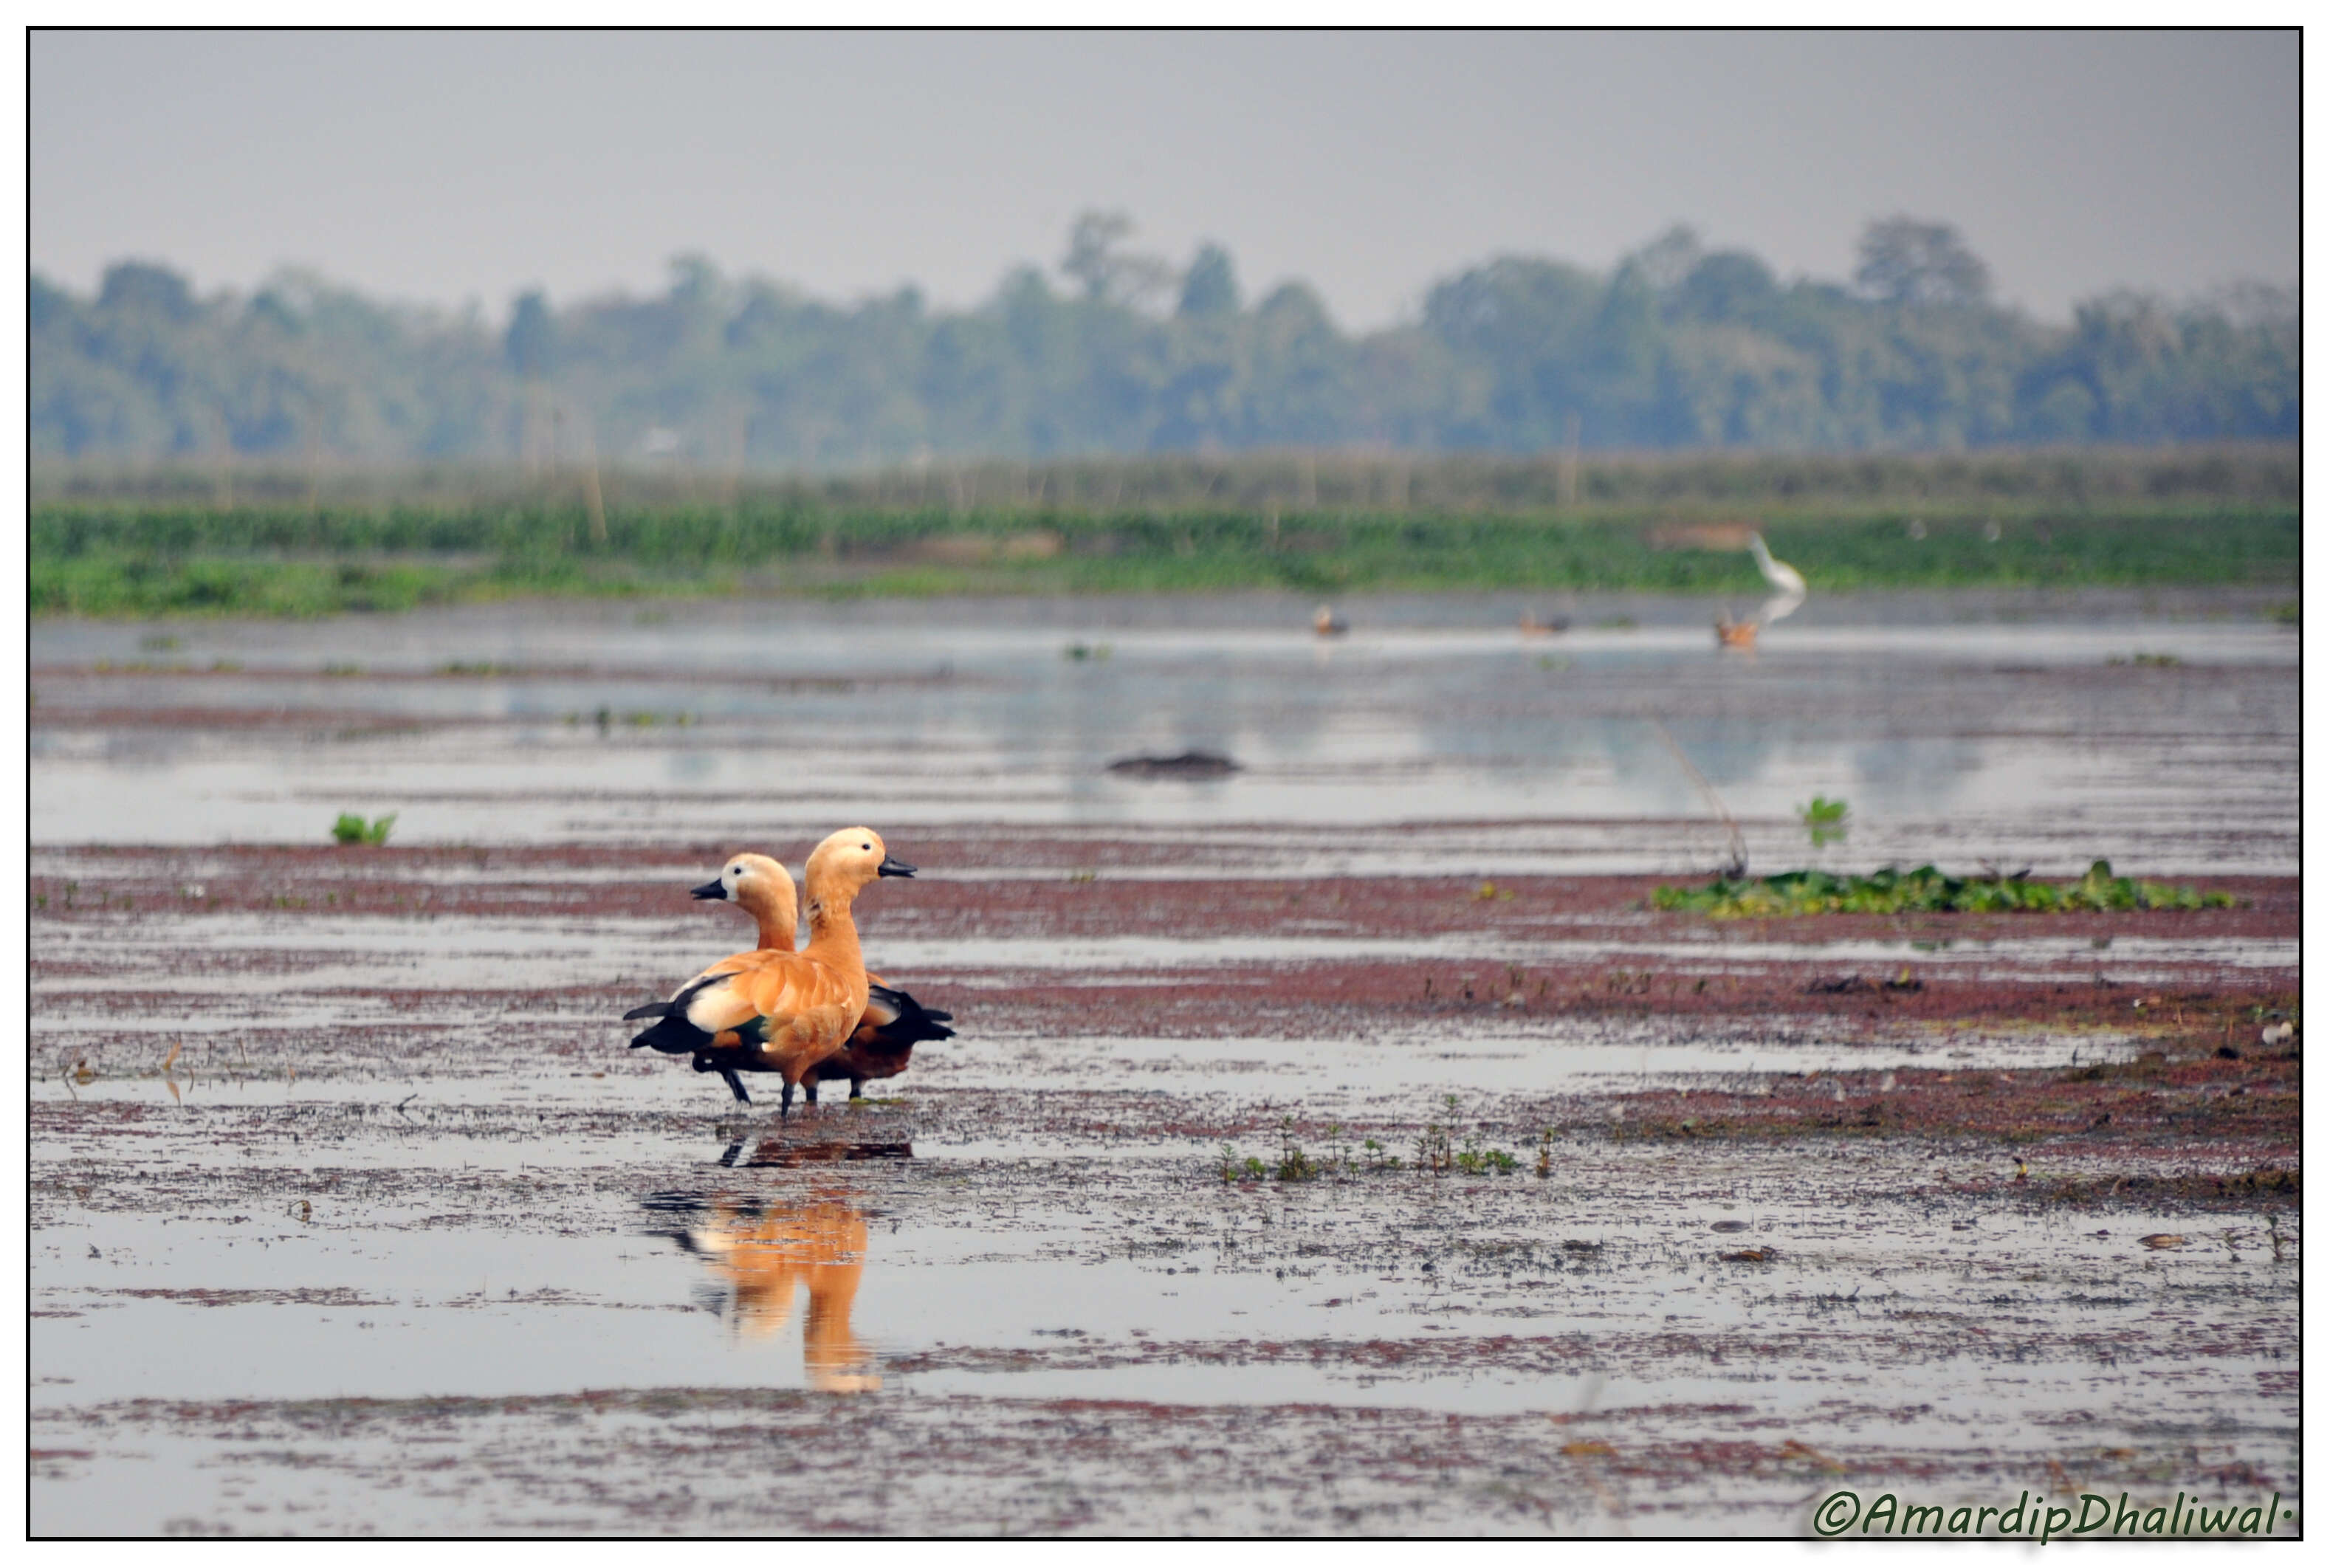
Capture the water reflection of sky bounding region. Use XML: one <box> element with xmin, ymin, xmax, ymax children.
<box><xmin>30</xmin><ymin>596</ymin><xmax>2296</xmax><ymax>873</ymax></box>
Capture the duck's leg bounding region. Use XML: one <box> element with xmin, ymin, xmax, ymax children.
<box><xmin>803</xmin><ymin>1080</ymin><xmax>819</xmax><ymax>1105</ymax></box>
<box><xmin>779</xmin><ymin>1080</ymin><xmax>796</xmax><ymax>1118</ymax></box>
<box><xmin>849</xmin><ymin>1079</ymin><xmax>865</xmax><ymax>1100</ymax></box>
<box><xmin>718</xmin><ymin>1068</ymin><xmax>750</xmax><ymax>1105</ymax></box>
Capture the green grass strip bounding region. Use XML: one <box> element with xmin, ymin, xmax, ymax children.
<box><xmin>1653</xmin><ymin>860</ymin><xmax>2238</xmax><ymax>918</ymax></box>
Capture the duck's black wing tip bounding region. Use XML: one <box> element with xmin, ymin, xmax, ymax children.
<box><xmin>631</xmin><ymin>1014</ymin><xmax>713</xmax><ymax>1054</ymax></box>
<box><xmin>866</xmin><ymin>984</ymin><xmax>956</xmax><ymax>1045</ymax></box>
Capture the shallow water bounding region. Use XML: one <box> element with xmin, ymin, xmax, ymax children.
<box><xmin>31</xmin><ymin>592</ymin><xmax>2298</xmax><ymax>875</ymax></box>
<box><xmin>29</xmin><ymin>590</ymin><xmax>2302</xmax><ymax>1535</ymax></box>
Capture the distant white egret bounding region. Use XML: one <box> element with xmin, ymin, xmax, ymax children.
<box><xmin>1748</xmin><ymin>533</ymin><xmax>1806</xmax><ymax>601</ymax></box>
<box><xmin>1715</xmin><ymin>533</ymin><xmax>1807</xmax><ymax>650</ymax></box>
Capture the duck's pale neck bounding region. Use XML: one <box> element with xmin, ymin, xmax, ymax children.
<box><xmin>738</xmin><ymin>885</ymin><xmax>797</xmax><ymax>951</ymax></box>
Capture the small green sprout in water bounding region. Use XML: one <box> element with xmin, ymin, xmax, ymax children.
<box><xmin>1064</xmin><ymin>642</ymin><xmax>1112</xmax><ymax>662</ymax></box>
<box><xmin>331</xmin><ymin>812</ymin><xmax>397</xmax><ymax>846</ymax></box>
<box><xmin>1220</xmin><ymin>1101</ymin><xmax>1526</xmax><ymax>1182</ymax></box>
<box><xmin>1416</xmin><ymin>1103</ymin><xmax>1454</xmax><ymax>1174</ymax></box>
<box><xmin>1796</xmin><ymin>795</ymin><xmax>1849</xmax><ymax>847</ymax></box>
<box><xmin>1454</xmin><ymin>1138</ymin><xmax>1519</xmax><ymax>1175</ymax></box>
<box><xmin>1216</xmin><ymin>1143</ymin><xmax>1269</xmax><ymax>1183</ymax></box>
<box><xmin>1275</xmin><ymin>1117</ymin><xmax>1321</xmax><ymax>1182</ymax></box>
<box><xmin>1654</xmin><ymin>859</ymin><xmax>2237</xmax><ymax>918</ymax></box>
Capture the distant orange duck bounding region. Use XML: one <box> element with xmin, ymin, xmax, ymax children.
<box><xmin>625</xmin><ymin>828</ymin><xmax>917</xmax><ymax>1113</ymax></box>
<box><xmin>1313</xmin><ymin>603</ymin><xmax>1348</xmax><ymax>636</ymax></box>
<box><xmin>684</xmin><ymin>850</ymin><xmax>953</xmax><ymax>1104</ymax></box>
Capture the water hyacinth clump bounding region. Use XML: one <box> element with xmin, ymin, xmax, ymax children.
<box><xmin>331</xmin><ymin>811</ymin><xmax>397</xmax><ymax>846</ymax></box>
<box><xmin>1654</xmin><ymin>860</ymin><xmax>2237</xmax><ymax>918</ymax></box>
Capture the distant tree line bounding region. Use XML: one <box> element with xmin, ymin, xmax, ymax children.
<box><xmin>30</xmin><ymin>214</ymin><xmax>2298</xmax><ymax>466</ymax></box>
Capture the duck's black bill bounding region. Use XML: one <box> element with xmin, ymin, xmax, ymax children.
<box><xmin>877</xmin><ymin>856</ymin><xmax>917</xmax><ymax>878</ymax></box>
<box><xmin>690</xmin><ymin>878</ymin><xmax>726</xmax><ymax>900</ymax></box>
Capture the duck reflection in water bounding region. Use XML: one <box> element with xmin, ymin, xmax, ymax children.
<box><xmin>654</xmin><ymin>1138</ymin><xmax>909</xmax><ymax>1393</ymax></box>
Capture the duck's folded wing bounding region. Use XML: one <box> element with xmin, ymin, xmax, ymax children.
<box><xmin>679</xmin><ymin>970</ymin><xmax>786</xmax><ymax>1036</ymax></box>
<box><xmin>624</xmin><ymin>947</ymin><xmax>771</xmax><ymax>1017</ymax></box>
<box><xmin>628</xmin><ymin>955</ymin><xmax>781</xmax><ymax>1052</ymax></box>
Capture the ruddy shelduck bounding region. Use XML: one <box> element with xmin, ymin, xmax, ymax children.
<box><xmin>681</xmin><ymin>847</ymin><xmax>954</xmax><ymax>1104</ymax></box>
<box><xmin>625</xmin><ymin>828</ymin><xmax>914</xmax><ymax>1113</ymax></box>
<box><xmin>796</xmin><ymin>903</ymin><xmax>954</xmax><ymax>1104</ymax></box>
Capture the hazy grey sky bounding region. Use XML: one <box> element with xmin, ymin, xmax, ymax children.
<box><xmin>31</xmin><ymin>29</ymin><xmax>2297</xmax><ymax>329</ymax></box>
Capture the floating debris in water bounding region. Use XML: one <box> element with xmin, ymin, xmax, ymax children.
<box><xmin>1107</xmin><ymin>750</ymin><xmax>1242</xmax><ymax>779</ymax></box>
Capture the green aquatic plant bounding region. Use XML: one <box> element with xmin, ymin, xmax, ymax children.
<box><xmin>1796</xmin><ymin>795</ymin><xmax>1850</xmax><ymax>847</ymax></box>
<box><xmin>1653</xmin><ymin>860</ymin><xmax>2236</xmax><ymax>918</ymax></box>
<box><xmin>1214</xmin><ymin>1101</ymin><xmax>1566</xmax><ymax>1181</ymax></box>
<box><xmin>1274</xmin><ymin>1117</ymin><xmax>1321</xmax><ymax>1182</ymax></box>
<box><xmin>331</xmin><ymin>811</ymin><xmax>397</xmax><ymax>846</ymax></box>
<box><xmin>1453</xmin><ymin>1135</ymin><xmax>1520</xmax><ymax>1175</ymax></box>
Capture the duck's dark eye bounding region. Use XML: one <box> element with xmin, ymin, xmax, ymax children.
<box><xmin>861</xmin><ymin>843</ymin><xmax>870</xmax><ymax>850</ymax></box>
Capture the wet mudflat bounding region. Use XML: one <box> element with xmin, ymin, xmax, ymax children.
<box><xmin>30</xmin><ymin>592</ymin><xmax>2299</xmax><ymax>1536</ymax></box>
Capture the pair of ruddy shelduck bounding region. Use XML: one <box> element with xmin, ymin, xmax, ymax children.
<box><xmin>624</xmin><ymin>827</ymin><xmax>953</xmax><ymax>1112</ymax></box>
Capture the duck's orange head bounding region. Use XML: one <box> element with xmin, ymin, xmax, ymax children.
<box><xmin>805</xmin><ymin>828</ymin><xmax>914</xmax><ymax>899</ymax></box>
<box><xmin>692</xmin><ymin>852</ymin><xmax>797</xmax><ymax>916</ymax></box>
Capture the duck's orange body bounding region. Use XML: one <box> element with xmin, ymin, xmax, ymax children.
<box><xmin>626</xmin><ymin>830</ymin><xmax>915</xmax><ymax>1112</ymax></box>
